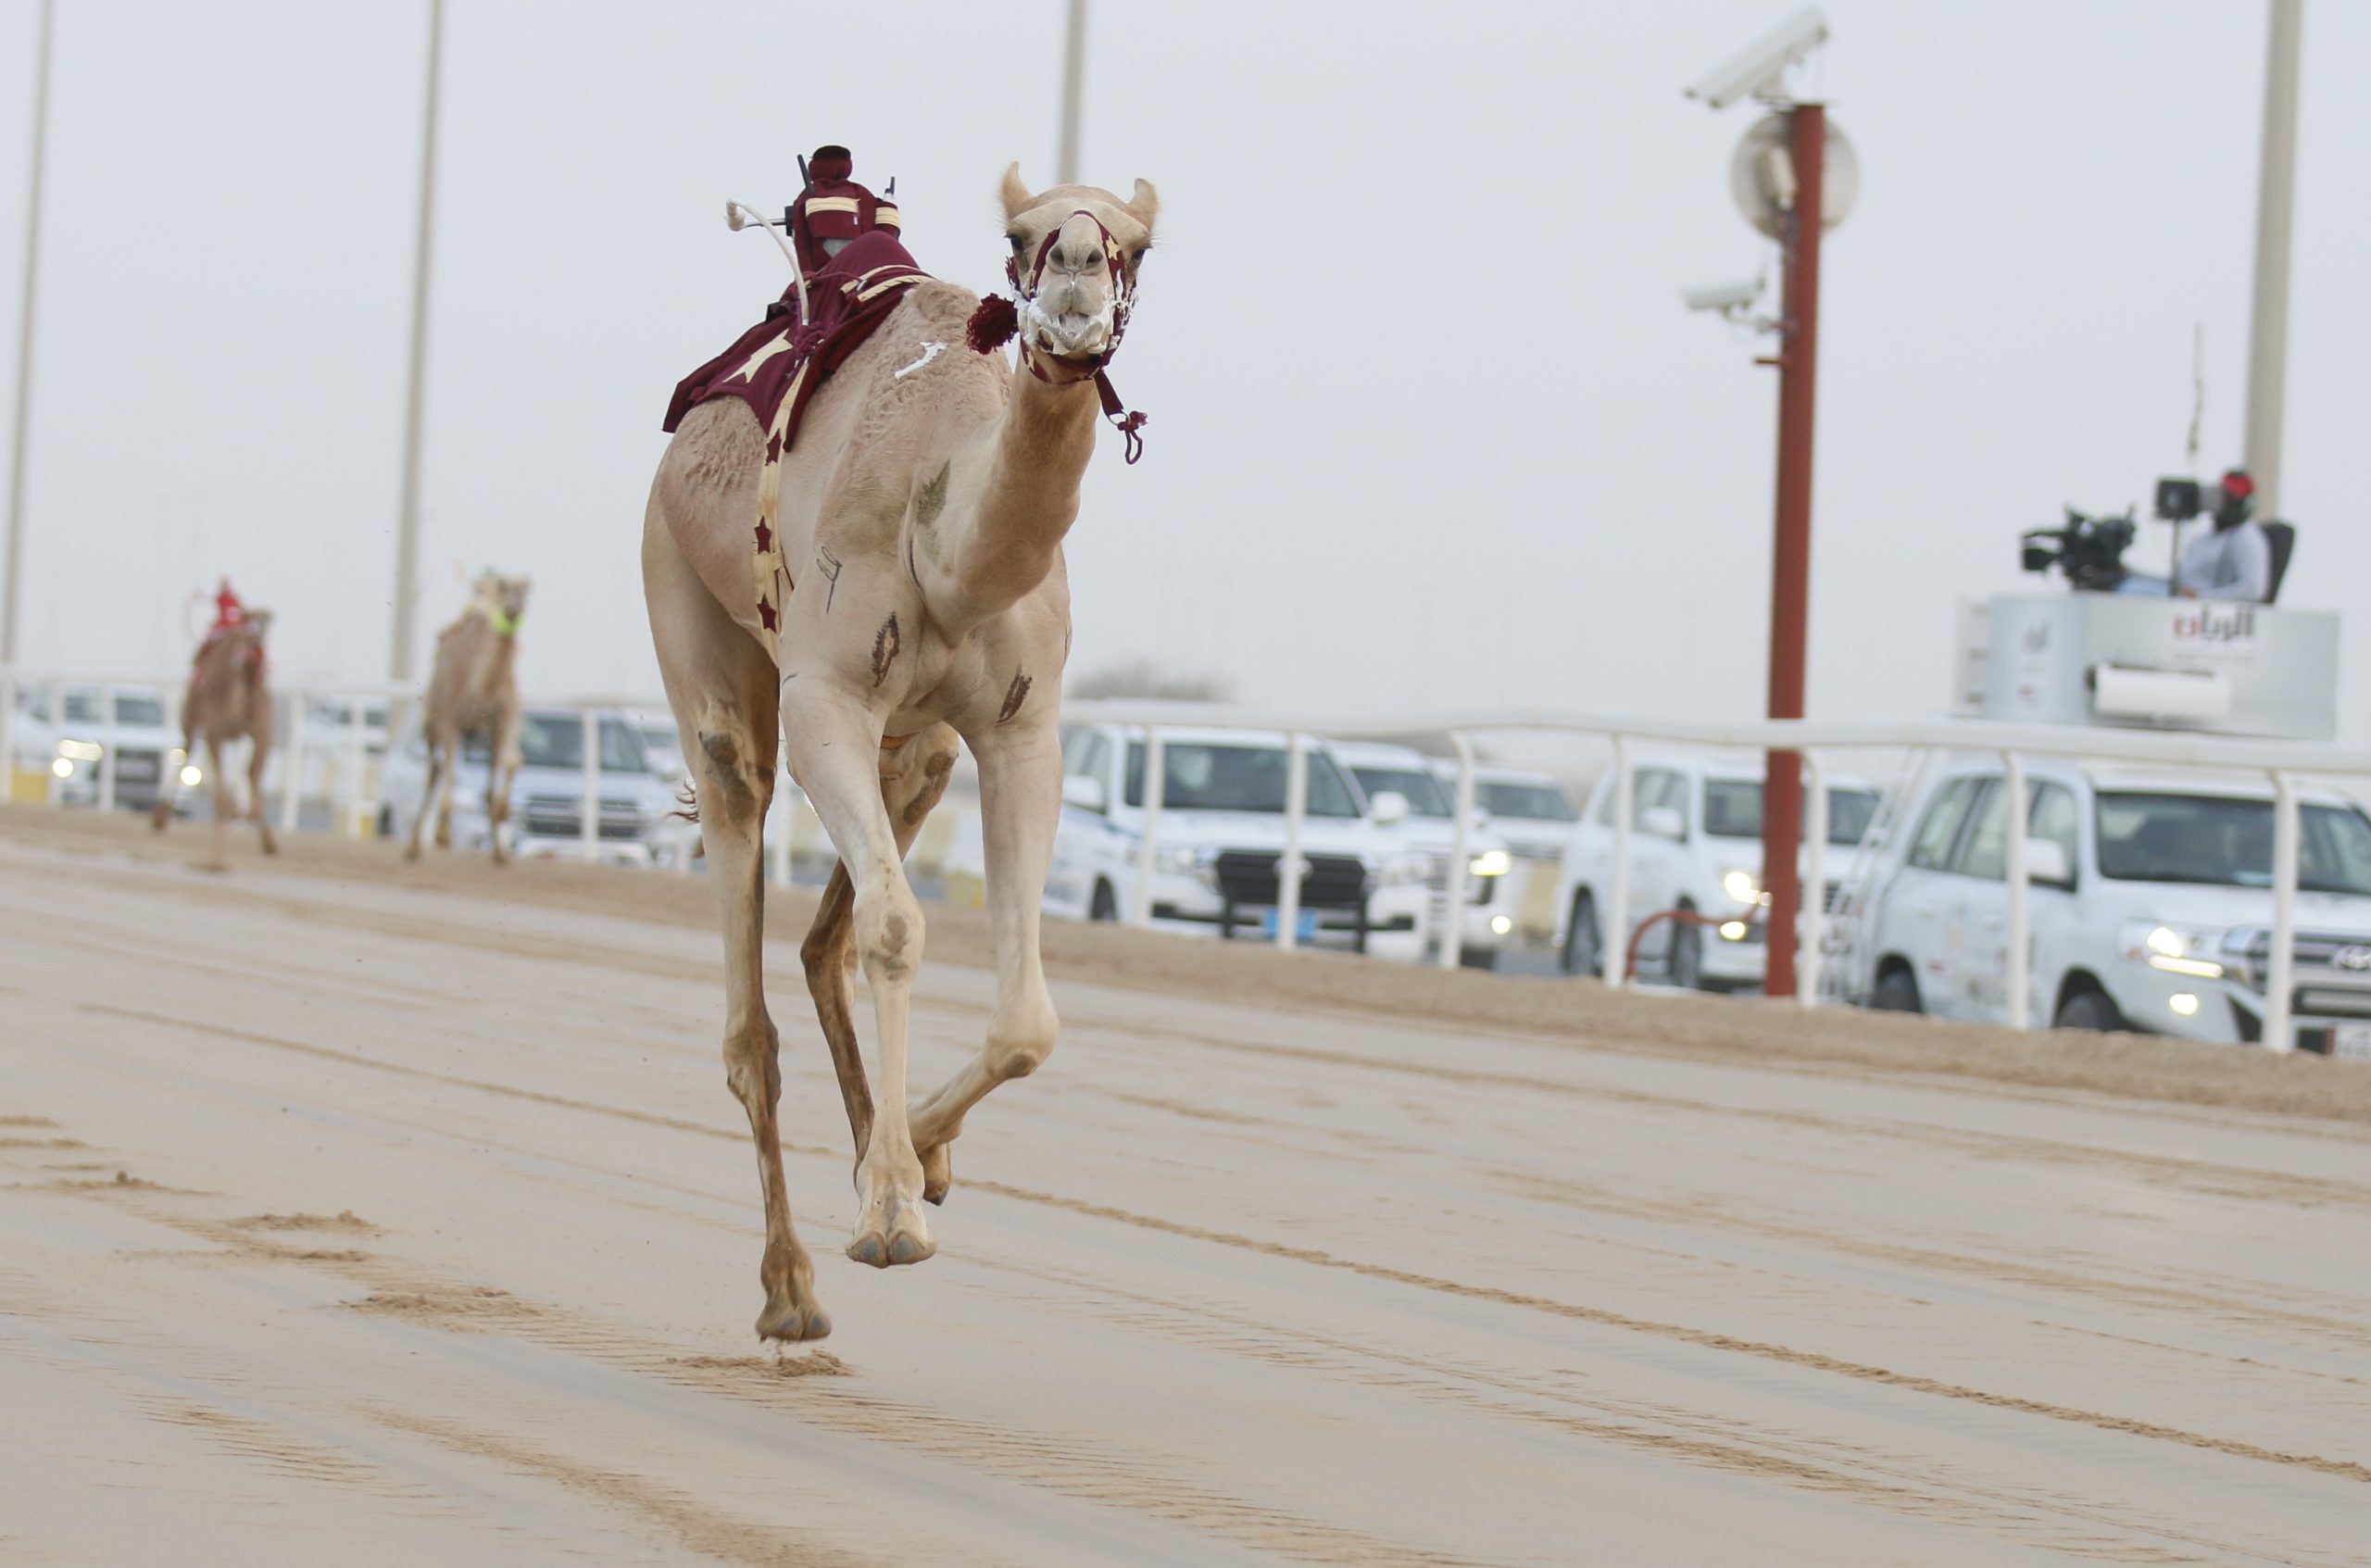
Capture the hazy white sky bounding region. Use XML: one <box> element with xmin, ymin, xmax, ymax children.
<box><xmin>3</xmin><ymin>2</ymin><xmax>2365</xmax><ymax>741</ymax></box>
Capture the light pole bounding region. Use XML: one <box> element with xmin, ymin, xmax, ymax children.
<box><xmin>0</xmin><ymin>0</ymin><xmax>56</xmax><ymax>795</ymax></box>
<box><xmin>4</xmin><ymin>0</ymin><xmax>56</xmax><ymax>675</ymax></box>
<box><xmin>390</xmin><ymin>0</ymin><xmax>445</xmax><ymax>687</ymax></box>
<box><xmin>1683</xmin><ymin>8</ymin><xmax>1852</xmax><ymax>1000</ymax></box>
<box><xmin>1056</xmin><ymin>0</ymin><xmax>1087</xmax><ymax>185</ymax></box>
<box><xmin>2242</xmin><ymin>0</ymin><xmax>2302</xmax><ymax>521</ymax></box>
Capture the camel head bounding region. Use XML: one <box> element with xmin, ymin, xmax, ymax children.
<box><xmin>236</xmin><ymin>607</ymin><xmax>274</xmax><ymax>646</ymax></box>
<box><xmin>998</xmin><ymin>164</ymin><xmax>1159</xmax><ymax>377</ymax></box>
<box><xmin>472</xmin><ymin>571</ymin><xmax>532</xmax><ymax>636</ymax></box>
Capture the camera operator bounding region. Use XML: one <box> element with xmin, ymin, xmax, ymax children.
<box><xmin>2176</xmin><ymin>470</ymin><xmax>2269</xmax><ymax>602</ymax></box>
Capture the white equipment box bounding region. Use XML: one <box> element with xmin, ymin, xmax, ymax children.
<box><xmin>1970</xmin><ymin>594</ymin><xmax>2338</xmax><ymax>741</ymax></box>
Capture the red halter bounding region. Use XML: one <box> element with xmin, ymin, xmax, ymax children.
<box><xmin>966</xmin><ymin>209</ymin><xmax>1148</xmax><ymax>464</ymax></box>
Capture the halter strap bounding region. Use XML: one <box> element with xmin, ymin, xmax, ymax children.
<box><xmin>989</xmin><ymin>208</ymin><xmax>1149</xmax><ymax>464</ymax></box>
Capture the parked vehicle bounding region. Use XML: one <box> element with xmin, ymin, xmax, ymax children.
<box><xmin>1331</xmin><ymin>739</ymin><xmax>1515</xmax><ymax>967</ymax></box>
<box><xmin>1435</xmin><ymin>764</ymin><xmax>1580</xmax><ymax>863</ymax></box>
<box><xmin>376</xmin><ymin>706</ymin><xmax>675</xmax><ymax>864</ymax></box>
<box><xmin>1554</xmin><ymin>755</ymin><xmax>1879</xmax><ymax>988</ymax></box>
<box><xmin>10</xmin><ymin>683</ymin><xmax>183</xmax><ymax>811</ymax></box>
<box><xmin>1849</xmin><ymin>759</ymin><xmax>2371</xmax><ymax>1056</ymax></box>
<box><xmin>1045</xmin><ymin>724</ymin><xmax>1434</xmax><ymax>960</ymax></box>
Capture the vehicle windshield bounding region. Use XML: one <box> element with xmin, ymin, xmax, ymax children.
<box><xmin>1349</xmin><ymin>765</ymin><xmax>1452</xmax><ymax>819</ymax></box>
<box><xmin>1475</xmin><ymin>781</ymin><xmax>1576</xmax><ymax>822</ymax></box>
<box><xmin>464</xmin><ymin>714</ymin><xmax>649</xmax><ymax>773</ymax></box>
<box><xmin>2095</xmin><ymin>792</ymin><xmax>2371</xmax><ymax>895</ymax></box>
<box><xmin>1125</xmin><ymin>742</ymin><xmax>1362</xmax><ymax>818</ymax></box>
<box><xmin>61</xmin><ymin>692</ymin><xmax>165</xmax><ymax>727</ymax></box>
<box><xmin>1702</xmin><ymin>780</ymin><xmax>1881</xmax><ymax>846</ymax></box>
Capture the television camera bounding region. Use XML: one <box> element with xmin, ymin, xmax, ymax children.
<box><xmin>2021</xmin><ymin>506</ymin><xmax>2138</xmax><ymax>593</ymax></box>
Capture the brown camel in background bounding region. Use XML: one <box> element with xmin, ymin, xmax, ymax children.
<box><xmin>645</xmin><ymin>164</ymin><xmax>1158</xmax><ymax>1341</ymax></box>
<box><xmin>405</xmin><ymin>572</ymin><xmax>530</xmax><ymax>864</ymax></box>
<box><xmin>150</xmin><ymin>609</ymin><xmax>278</xmax><ymax>870</ymax></box>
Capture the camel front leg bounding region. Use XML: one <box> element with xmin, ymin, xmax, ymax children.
<box><xmin>907</xmin><ymin>716</ymin><xmax>1062</xmax><ymax>1202</ymax></box>
<box><xmin>205</xmin><ymin>736</ymin><xmax>232</xmax><ymax>872</ymax></box>
<box><xmin>782</xmin><ymin>683</ymin><xmax>932</xmax><ymax>1270</ymax></box>
<box><xmin>150</xmin><ymin>713</ymin><xmax>193</xmax><ymax>833</ymax></box>
<box><xmin>800</xmin><ymin>723</ymin><xmax>962</xmax><ymax>1161</ymax></box>
<box><xmin>247</xmin><ymin>734</ymin><xmax>278</xmax><ymax>855</ymax></box>
<box><xmin>487</xmin><ymin>713</ymin><xmax>521</xmax><ymax>865</ymax></box>
<box><xmin>406</xmin><ymin>740</ymin><xmax>445</xmax><ymax>860</ymax></box>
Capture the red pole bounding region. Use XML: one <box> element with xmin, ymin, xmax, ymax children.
<box><xmin>1762</xmin><ymin>103</ymin><xmax>1824</xmax><ymax>999</ymax></box>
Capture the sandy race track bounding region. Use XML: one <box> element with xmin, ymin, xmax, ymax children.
<box><xmin>2</xmin><ymin>809</ymin><xmax>2367</xmax><ymax>1565</ymax></box>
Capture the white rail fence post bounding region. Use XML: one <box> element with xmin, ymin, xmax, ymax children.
<box><xmin>97</xmin><ymin>684</ymin><xmax>117</xmax><ymax>812</ymax></box>
<box><xmin>1440</xmin><ymin>731</ymin><xmax>1475</xmax><ymax>970</ymax></box>
<box><xmin>342</xmin><ymin>696</ymin><xmax>366</xmax><ymax>835</ymax></box>
<box><xmin>1604</xmin><ymin>734</ymin><xmax>1631</xmax><ymax>988</ymax></box>
<box><xmin>580</xmin><ymin>706</ymin><xmax>600</xmax><ymax>863</ymax></box>
<box><xmin>1277</xmin><ymin>731</ymin><xmax>1306</xmax><ymax>950</ymax></box>
<box><xmin>279</xmin><ymin>689</ymin><xmax>306</xmax><ymax>833</ymax></box>
<box><xmin>1800</xmin><ymin>750</ymin><xmax>1826</xmax><ymax>1007</ymax></box>
<box><xmin>2267</xmin><ymin>770</ymin><xmax>2298</xmax><ymax>1053</ymax></box>
<box><xmin>2003</xmin><ymin>749</ymin><xmax>2030</xmax><ymax>1029</ymax></box>
<box><xmin>43</xmin><ymin>679</ymin><xmax>60</xmax><ymax>805</ymax></box>
<box><xmin>1131</xmin><ymin>727</ymin><xmax>1164</xmax><ymax>926</ymax></box>
<box><xmin>0</xmin><ymin>667</ymin><xmax>15</xmax><ymax>802</ymax></box>
<box><xmin>769</xmin><ymin>742</ymin><xmax>792</xmax><ymax>886</ymax></box>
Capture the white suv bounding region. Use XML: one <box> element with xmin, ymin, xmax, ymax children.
<box><xmin>1331</xmin><ymin>739</ymin><xmax>1516</xmax><ymax>968</ymax></box>
<box><xmin>1553</xmin><ymin>756</ymin><xmax>1878</xmax><ymax>989</ymax></box>
<box><xmin>1850</xmin><ymin>759</ymin><xmax>2371</xmax><ymax>1057</ymax></box>
<box><xmin>1045</xmin><ymin>725</ymin><xmax>1435</xmax><ymax>960</ymax></box>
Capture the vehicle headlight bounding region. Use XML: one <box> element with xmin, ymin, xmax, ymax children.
<box><xmin>1154</xmin><ymin>844</ymin><xmax>1201</xmax><ymax>875</ymax></box>
<box><xmin>2118</xmin><ymin>921</ymin><xmax>2228</xmax><ymax>980</ymax></box>
<box><xmin>50</xmin><ymin>757</ymin><xmax>74</xmax><ymax>778</ymax></box>
<box><xmin>1721</xmin><ymin>868</ymin><xmax>1761</xmax><ymax>904</ymax></box>
<box><xmin>1374</xmin><ymin>851</ymin><xmax>1432</xmax><ymax>887</ymax></box>
<box><xmin>180</xmin><ymin>765</ymin><xmax>203</xmax><ymax>787</ymax></box>
<box><xmin>1468</xmin><ymin>848</ymin><xmax>1513</xmax><ymax>879</ymax></box>
<box><xmin>56</xmin><ymin>738</ymin><xmax>103</xmax><ymax>762</ymax></box>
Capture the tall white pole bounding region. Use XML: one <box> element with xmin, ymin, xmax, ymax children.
<box><xmin>3</xmin><ymin>0</ymin><xmax>56</xmax><ymax>680</ymax></box>
<box><xmin>390</xmin><ymin>0</ymin><xmax>445</xmax><ymax>684</ymax></box>
<box><xmin>1056</xmin><ymin>0</ymin><xmax>1087</xmax><ymax>184</ymax></box>
<box><xmin>2243</xmin><ymin>0</ymin><xmax>2302</xmax><ymax>520</ymax></box>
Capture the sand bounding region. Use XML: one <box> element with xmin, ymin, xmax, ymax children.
<box><xmin>1</xmin><ymin>805</ymin><xmax>2365</xmax><ymax>1565</ymax></box>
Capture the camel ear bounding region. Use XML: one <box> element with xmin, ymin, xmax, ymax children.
<box><xmin>999</xmin><ymin>162</ymin><xmax>1034</xmax><ymax>224</ymax></box>
<box><xmin>1124</xmin><ymin>179</ymin><xmax>1160</xmax><ymax>231</ymax></box>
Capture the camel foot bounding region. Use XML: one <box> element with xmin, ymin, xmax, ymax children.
<box><xmin>257</xmin><ymin>828</ymin><xmax>279</xmax><ymax>856</ymax></box>
<box><xmin>920</xmin><ymin>1140</ymin><xmax>953</xmax><ymax>1206</ymax></box>
<box><xmin>755</xmin><ymin>1298</ymin><xmax>833</xmax><ymax>1343</ymax></box>
<box><xmin>847</xmin><ymin>1194</ymin><xmax>935</xmax><ymax>1270</ymax></box>
<box><xmin>403</xmin><ymin>841</ymin><xmax>422</xmax><ymax>862</ymax></box>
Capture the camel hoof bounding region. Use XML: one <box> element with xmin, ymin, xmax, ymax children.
<box><xmin>258</xmin><ymin>834</ymin><xmax>279</xmax><ymax>856</ymax></box>
<box><xmin>403</xmin><ymin>842</ymin><xmax>421</xmax><ymax>862</ymax></box>
<box><xmin>847</xmin><ymin>1206</ymin><xmax>935</xmax><ymax>1270</ymax></box>
<box><xmin>921</xmin><ymin>1142</ymin><xmax>952</xmax><ymax>1206</ymax></box>
<box><xmin>756</xmin><ymin>1301</ymin><xmax>832</xmax><ymax>1343</ymax></box>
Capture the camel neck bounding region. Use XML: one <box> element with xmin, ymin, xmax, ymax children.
<box><xmin>932</xmin><ymin>363</ymin><xmax>1099</xmax><ymax>630</ymax></box>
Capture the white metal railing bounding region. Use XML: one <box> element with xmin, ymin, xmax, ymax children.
<box><xmin>16</xmin><ymin>669</ymin><xmax>2371</xmax><ymax>1054</ymax></box>
<box><xmin>1064</xmin><ymin>699</ymin><xmax>2371</xmax><ymax>1052</ymax></box>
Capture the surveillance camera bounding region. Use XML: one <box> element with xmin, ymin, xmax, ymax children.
<box><xmin>1681</xmin><ymin>277</ymin><xmax>1763</xmax><ymax>313</ymax></box>
<box><xmin>1685</xmin><ymin>6</ymin><xmax>1828</xmax><ymax>110</ymax></box>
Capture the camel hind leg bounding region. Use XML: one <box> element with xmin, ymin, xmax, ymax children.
<box><xmin>405</xmin><ymin>735</ymin><xmax>445</xmax><ymax>861</ymax></box>
<box><xmin>645</xmin><ymin>507</ymin><xmax>825</xmax><ymax>1341</ymax></box>
<box><xmin>151</xmin><ymin>710</ymin><xmax>193</xmax><ymax>833</ymax></box>
<box><xmin>204</xmin><ymin>735</ymin><xmax>232</xmax><ymax>871</ymax></box>
<box><xmin>800</xmin><ymin>723</ymin><xmax>963</xmax><ymax>1166</ymax></box>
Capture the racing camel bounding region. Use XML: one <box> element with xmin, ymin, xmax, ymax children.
<box><xmin>151</xmin><ymin>608</ymin><xmax>278</xmax><ymax>870</ymax></box>
<box><xmin>404</xmin><ymin>572</ymin><xmax>531</xmax><ymax>864</ymax></box>
<box><xmin>646</xmin><ymin>161</ymin><xmax>1158</xmax><ymax>1341</ymax></box>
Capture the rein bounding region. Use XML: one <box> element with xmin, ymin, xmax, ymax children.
<box><xmin>966</xmin><ymin>209</ymin><xmax>1148</xmax><ymax>464</ymax></box>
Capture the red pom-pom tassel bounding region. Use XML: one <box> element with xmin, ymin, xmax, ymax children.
<box><xmin>966</xmin><ymin>295</ymin><xmax>1019</xmax><ymax>354</ymax></box>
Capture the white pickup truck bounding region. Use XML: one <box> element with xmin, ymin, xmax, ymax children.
<box><xmin>1851</xmin><ymin>759</ymin><xmax>2371</xmax><ymax>1057</ymax></box>
<box><xmin>1329</xmin><ymin>739</ymin><xmax>1516</xmax><ymax>968</ymax></box>
<box><xmin>1044</xmin><ymin>724</ymin><xmax>1435</xmax><ymax>960</ymax></box>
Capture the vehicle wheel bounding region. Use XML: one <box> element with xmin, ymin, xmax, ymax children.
<box><xmin>1459</xmin><ymin>946</ymin><xmax>1499</xmax><ymax>972</ymax></box>
<box><xmin>1669</xmin><ymin>910</ymin><xmax>1704</xmax><ymax>990</ymax></box>
<box><xmin>2053</xmin><ymin>986</ymin><xmax>2125</xmax><ymax>1034</ymax></box>
<box><xmin>376</xmin><ymin>806</ymin><xmax>393</xmax><ymax>839</ymax></box>
<box><xmin>1089</xmin><ymin>880</ymin><xmax>1119</xmax><ymax>922</ymax></box>
<box><xmin>1872</xmin><ymin>965</ymin><xmax>1922</xmax><ymax>1013</ymax></box>
<box><xmin>1560</xmin><ymin>893</ymin><xmax>1600</xmax><ymax>976</ymax></box>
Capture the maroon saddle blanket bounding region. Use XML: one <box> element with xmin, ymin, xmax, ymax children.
<box><xmin>662</xmin><ymin>231</ymin><xmax>932</xmax><ymax>448</ymax></box>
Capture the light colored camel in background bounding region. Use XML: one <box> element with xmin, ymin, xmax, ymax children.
<box><xmin>150</xmin><ymin>609</ymin><xmax>278</xmax><ymax>870</ymax></box>
<box><xmin>645</xmin><ymin>165</ymin><xmax>1158</xmax><ymax>1341</ymax></box>
<box><xmin>405</xmin><ymin>573</ymin><xmax>530</xmax><ymax>864</ymax></box>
